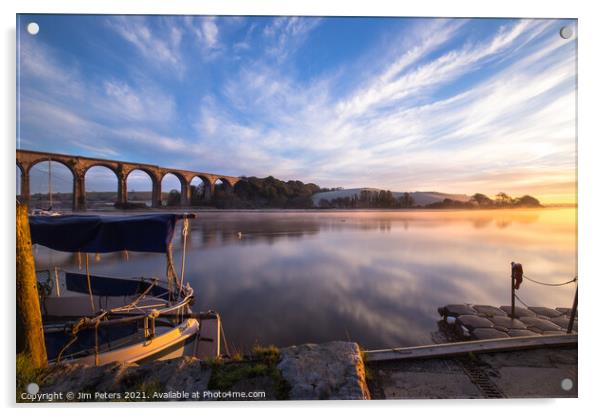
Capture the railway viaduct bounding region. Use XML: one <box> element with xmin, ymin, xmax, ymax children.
<box><xmin>16</xmin><ymin>149</ymin><xmax>241</xmax><ymax>211</ymax></box>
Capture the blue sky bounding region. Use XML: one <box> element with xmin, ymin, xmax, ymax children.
<box><xmin>17</xmin><ymin>15</ymin><xmax>577</xmax><ymax>202</ymax></box>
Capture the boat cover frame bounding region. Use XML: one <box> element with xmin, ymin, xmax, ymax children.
<box><xmin>29</xmin><ymin>213</ymin><xmax>194</xmax><ymax>253</ymax></box>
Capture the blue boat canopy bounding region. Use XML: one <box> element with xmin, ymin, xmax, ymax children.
<box><xmin>29</xmin><ymin>214</ymin><xmax>193</xmax><ymax>253</ymax></box>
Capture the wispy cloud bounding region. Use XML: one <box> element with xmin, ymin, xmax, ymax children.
<box><xmin>18</xmin><ymin>16</ymin><xmax>577</xmax><ymax>202</ymax></box>
<box><xmin>194</xmin><ymin>18</ymin><xmax>575</xmax><ymax>202</ymax></box>
<box><xmin>262</xmin><ymin>17</ymin><xmax>321</xmax><ymax>62</ymax></box>
<box><xmin>107</xmin><ymin>16</ymin><xmax>184</xmax><ymax>72</ymax></box>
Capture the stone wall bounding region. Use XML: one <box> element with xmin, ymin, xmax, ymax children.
<box><xmin>26</xmin><ymin>341</ymin><xmax>370</xmax><ymax>402</ymax></box>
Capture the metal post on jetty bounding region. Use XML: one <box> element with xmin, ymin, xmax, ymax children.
<box><xmin>567</xmin><ymin>287</ymin><xmax>578</xmax><ymax>334</ymax></box>
<box><xmin>510</xmin><ymin>265</ymin><xmax>515</xmax><ymax>319</ymax></box>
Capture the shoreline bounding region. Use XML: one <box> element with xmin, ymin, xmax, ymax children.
<box><xmin>31</xmin><ymin>206</ymin><xmax>575</xmax><ymax>215</ymax></box>
<box><xmin>19</xmin><ymin>336</ymin><xmax>577</xmax><ymax>402</ymax></box>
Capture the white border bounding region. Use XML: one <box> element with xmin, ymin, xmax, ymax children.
<box><xmin>2</xmin><ymin>1</ymin><xmax>601</xmax><ymax>415</ymax></box>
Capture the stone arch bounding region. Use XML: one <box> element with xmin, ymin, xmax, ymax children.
<box><xmin>83</xmin><ymin>162</ymin><xmax>119</xmax><ymax>177</ymax></box>
<box><xmin>215</xmin><ymin>177</ymin><xmax>233</xmax><ymax>192</ymax></box>
<box><xmin>161</xmin><ymin>171</ymin><xmax>187</xmax><ymax>206</ymax></box>
<box><xmin>84</xmin><ymin>165</ymin><xmax>119</xmax><ymax>209</ymax></box>
<box><xmin>125</xmin><ymin>169</ymin><xmax>156</xmax><ymax>207</ymax></box>
<box><xmin>190</xmin><ymin>175</ymin><xmax>213</xmax><ymax>204</ymax></box>
<box><xmin>28</xmin><ymin>158</ymin><xmax>76</xmax><ymax>210</ymax></box>
<box><xmin>28</xmin><ymin>157</ymin><xmax>76</xmax><ymax>177</ymax></box>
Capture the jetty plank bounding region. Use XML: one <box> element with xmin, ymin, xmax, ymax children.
<box><xmin>364</xmin><ymin>334</ymin><xmax>577</xmax><ymax>363</ymax></box>
<box><xmin>507</xmin><ymin>329</ymin><xmax>538</xmax><ymax>337</ymax></box>
<box><xmin>472</xmin><ymin>328</ymin><xmax>509</xmax><ymax>340</ymax></box>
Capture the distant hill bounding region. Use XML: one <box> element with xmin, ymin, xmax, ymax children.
<box><xmin>311</xmin><ymin>188</ymin><xmax>471</xmax><ymax>207</ymax></box>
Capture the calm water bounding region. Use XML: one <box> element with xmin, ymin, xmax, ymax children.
<box><xmin>34</xmin><ymin>208</ymin><xmax>577</xmax><ymax>351</ymax></box>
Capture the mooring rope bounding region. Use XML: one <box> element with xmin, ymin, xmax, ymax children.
<box><xmin>514</xmin><ymin>292</ymin><xmax>531</xmax><ymax>309</ymax></box>
<box><xmin>54</xmin><ymin>266</ymin><xmax>61</xmax><ymax>297</ymax></box>
<box><xmin>523</xmin><ymin>274</ymin><xmax>577</xmax><ymax>287</ymax></box>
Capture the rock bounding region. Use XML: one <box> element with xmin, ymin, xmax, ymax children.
<box><xmin>123</xmin><ymin>356</ymin><xmax>212</xmax><ymax>394</ymax></box>
<box><xmin>519</xmin><ymin>317</ymin><xmax>562</xmax><ymax>332</ymax></box>
<box><xmin>472</xmin><ymin>328</ymin><xmax>509</xmax><ymax>340</ymax></box>
<box><xmin>41</xmin><ymin>361</ymin><xmax>129</xmax><ymax>394</ymax></box>
<box><xmin>528</xmin><ymin>307</ymin><xmax>562</xmax><ymax>318</ymax></box>
<box><xmin>500</xmin><ymin>306</ymin><xmax>536</xmax><ymax>318</ymax></box>
<box><xmin>277</xmin><ymin>341</ymin><xmax>370</xmax><ymax>400</ymax></box>
<box><xmin>456</xmin><ymin>315</ymin><xmax>494</xmax><ymax>331</ymax></box>
<box><xmin>40</xmin><ymin>356</ymin><xmax>212</xmax><ymax>401</ymax></box>
<box><xmin>438</xmin><ymin>304</ymin><xmax>477</xmax><ymax>317</ymax></box>
<box><xmin>473</xmin><ymin>305</ymin><xmax>506</xmax><ymax>317</ymax></box>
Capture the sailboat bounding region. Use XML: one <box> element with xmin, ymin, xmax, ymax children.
<box><xmin>31</xmin><ymin>159</ymin><xmax>60</xmax><ymax>216</ymax></box>
<box><xmin>29</xmin><ymin>213</ymin><xmax>221</xmax><ymax>366</ymax></box>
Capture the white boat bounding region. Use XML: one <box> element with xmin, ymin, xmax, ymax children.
<box><xmin>31</xmin><ymin>208</ymin><xmax>61</xmax><ymax>216</ymax></box>
<box><xmin>30</xmin><ymin>213</ymin><xmax>221</xmax><ymax>365</ymax></box>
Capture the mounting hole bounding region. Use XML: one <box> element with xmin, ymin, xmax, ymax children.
<box><xmin>560</xmin><ymin>378</ymin><xmax>573</xmax><ymax>391</ymax></box>
<box><xmin>27</xmin><ymin>22</ymin><xmax>40</xmax><ymax>36</ymax></box>
<box><xmin>559</xmin><ymin>26</ymin><xmax>573</xmax><ymax>40</ymax></box>
<box><xmin>26</xmin><ymin>382</ymin><xmax>40</xmax><ymax>395</ymax></box>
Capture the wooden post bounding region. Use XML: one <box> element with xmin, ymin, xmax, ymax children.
<box><xmin>16</xmin><ymin>203</ymin><xmax>47</xmax><ymax>368</ymax></box>
<box><xmin>567</xmin><ymin>287</ymin><xmax>578</xmax><ymax>334</ymax></box>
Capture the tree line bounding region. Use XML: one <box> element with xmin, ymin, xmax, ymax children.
<box><xmin>318</xmin><ymin>190</ymin><xmax>541</xmax><ymax>209</ymax></box>
<box><xmin>163</xmin><ymin>176</ymin><xmax>322</xmax><ymax>209</ymax></box>
<box><xmin>318</xmin><ymin>190</ymin><xmax>415</xmax><ymax>209</ymax></box>
<box><xmin>58</xmin><ymin>177</ymin><xmax>541</xmax><ymax>210</ymax></box>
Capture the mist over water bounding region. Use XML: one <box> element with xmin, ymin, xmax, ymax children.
<box><xmin>34</xmin><ymin>208</ymin><xmax>577</xmax><ymax>351</ymax></box>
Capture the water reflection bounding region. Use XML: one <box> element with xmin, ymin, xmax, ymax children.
<box><xmin>32</xmin><ymin>208</ymin><xmax>576</xmax><ymax>351</ymax></box>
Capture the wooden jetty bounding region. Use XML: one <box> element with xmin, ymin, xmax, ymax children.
<box><xmin>437</xmin><ymin>304</ymin><xmax>577</xmax><ymax>341</ymax></box>
<box><xmin>363</xmin><ymin>302</ymin><xmax>577</xmax><ymax>363</ymax></box>
<box><xmin>364</xmin><ymin>333</ymin><xmax>576</xmax><ymax>363</ymax></box>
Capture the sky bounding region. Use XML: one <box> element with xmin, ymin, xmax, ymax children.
<box><xmin>16</xmin><ymin>15</ymin><xmax>577</xmax><ymax>203</ymax></box>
